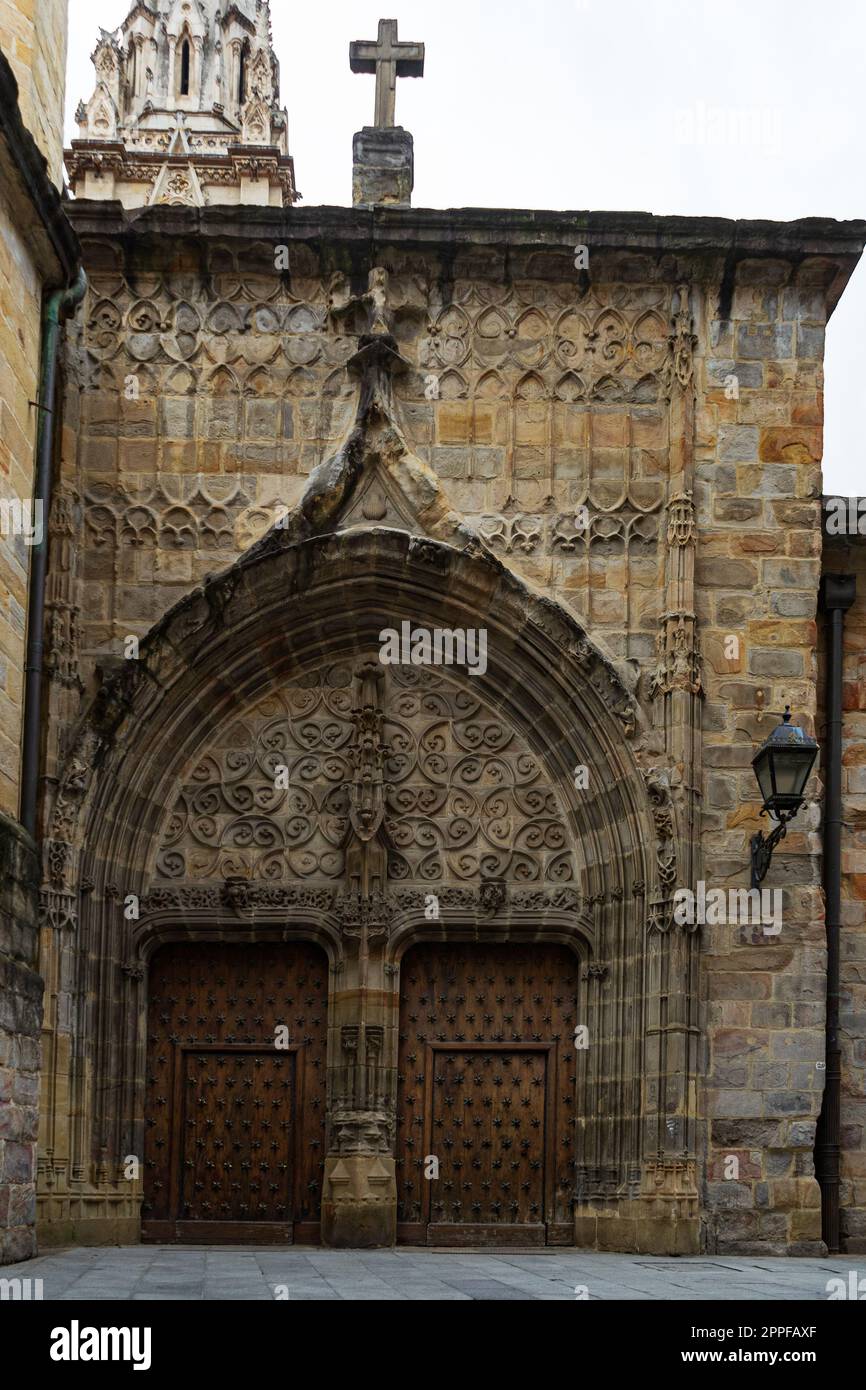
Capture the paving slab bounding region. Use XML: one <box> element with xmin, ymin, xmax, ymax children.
<box><xmin>2</xmin><ymin>1246</ymin><xmax>865</xmax><ymax>1301</ymax></box>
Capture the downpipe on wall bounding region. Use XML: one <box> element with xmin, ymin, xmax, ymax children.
<box><xmin>816</xmin><ymin>573</ymin><xmax>855</xmax><ymax>1253</ymax></box>
<box><xmin>19</xmin><ymin>267</ymin><xmax>87</xmax><ymax>837</ymax></box>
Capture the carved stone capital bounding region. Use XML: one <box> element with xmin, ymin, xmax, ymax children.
<box><xmin>329</xmin><ymin>1108</ymin><xmax>394</xmax><ymax>1156</ymax></box>
<box><xmin>333</xmin><ymin>890</ymin><xmax>393</xmax><ymax>939</ymax></box>
<box><xmin>38</xmin><ymin>889</ymin><xmax>77</xmax><ymax>931</ymax></box>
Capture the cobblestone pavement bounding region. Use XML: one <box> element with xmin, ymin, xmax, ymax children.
<box><xmin>2</xmin><ymin>1246</ymin><xmax>866</xmax><ymax>1300</ymax></box>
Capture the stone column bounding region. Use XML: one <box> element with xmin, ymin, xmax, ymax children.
<box><xmin>321</xmin><ymin>969</ymin><xmax>398</xmax><ymax>1248</ymax></box>
<box><xmin>321</xmin><ymin>664</ymin><xmax>398</xmax><ymax>1246</ymax></box>
<box><xmin>640</xmin><ymin>283</ymin><xmax>703</xmax><ymax>1252</ymax></box>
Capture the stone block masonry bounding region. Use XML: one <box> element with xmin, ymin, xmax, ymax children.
<box><xmin>822</xmin><ymin>534</ymin><xmax>866</xmax><ymax>1252</ymax></box>
<box><xmin>0</xmin><ymin>809</ymin><xmax>41</xmax><ymax>1263</ymax></box>
<box><xmin>0</xmin><ymin>0</ymin><xmax>68</xmax><ymax>186</ymax></box>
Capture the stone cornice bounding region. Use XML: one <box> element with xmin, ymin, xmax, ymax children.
<box><xmin>64</xmin><ymin>199</ymin><xmax>866</xmax><ymax>309</ymax></box>
<box><xmin>63</xmin><ymin>199</ymin><xmax>866</xmax><ymax>255</ymax></box>
<box><xmin>64</xmin><ymin>141</ymin><xmax>298</xmax><ymax>204</ymax></box>
<box><xmin>65</xmin><ymin>144</ymin><xmax>295</xmax><ymax>177</ymax></box>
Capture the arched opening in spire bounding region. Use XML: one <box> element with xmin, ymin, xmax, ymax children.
<box><xmin>180</xmin><ymin>39</ymin><xmax>191</xmax><ymax>96</ymax></box>
<box><xmin>238</xmin><ymin>42</ymin><xmax>248</xmax><ymax>104</ymax></box>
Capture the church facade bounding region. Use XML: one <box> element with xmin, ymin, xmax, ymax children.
<box><xmin>2</xmin><ymin>0</ymin><xmax>866</xmax><ymax>1262</ymax></box>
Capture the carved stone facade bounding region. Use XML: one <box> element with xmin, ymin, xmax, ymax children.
<box><xmin>28</xmin><ymin>192</ymin><xmax>866</xmax><ymax>1254</ymax></box>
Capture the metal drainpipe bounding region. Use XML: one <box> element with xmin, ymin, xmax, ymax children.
<box><xmin>19</xmin><ymin>267</ymin><xmax>87</xmax><ymax>837</ymax></box>
<box><xmin>816</xmin><ymin>573</ymin><xmax>855</xmax><ymax>1253</ymax></box>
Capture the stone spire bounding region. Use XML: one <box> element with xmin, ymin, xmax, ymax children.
<box><xmin>65</xmin><ymin>0</ymin><xmax>297</xmax><ymax>207</ymax></box>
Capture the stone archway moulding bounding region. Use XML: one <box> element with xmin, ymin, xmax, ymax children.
<box><xmin>40</xmin><ymin>522</ymin><xmax>696</xmax><ymax>1250</ymax></box>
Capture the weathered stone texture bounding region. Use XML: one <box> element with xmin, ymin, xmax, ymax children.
<box><xmin>822</xmin><ymin>537</ymin><xmax>866</xmax><ymax>1251</ymax></box>
<box><xmin>696</xmin><ymin>252</ymin><xmax>833</xmax><ymax>1253</ymax></box>
<box><xmin>0</xmin><ymin>164</ymin><xmax>42</xmax><ymax>817</ymax></box>
<box><xmin>0</xmin><ymin>809</ymin><xmax>41</xmax><ymax>1263</ymax></box>
<box><xmin>0</xmin><ymin>41</ymin><xmax>78</xmax><ymax>1261</ymax></box>
<box><xmin>0</xmin><ymin>0</ymin><xmax>68</xmax><ymax>185</ymax></box>
<box><xmin>353</xmin><ymin>127</ymin><xmax>414</xmax><ymax>208</ymax></box>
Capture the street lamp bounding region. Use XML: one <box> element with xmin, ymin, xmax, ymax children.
<box><xmin>750</xmin><ymin>707</ymin><xmax>818</xmax><ymax>888</ymax></box>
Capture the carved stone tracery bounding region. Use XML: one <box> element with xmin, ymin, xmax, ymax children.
<box><xmin>153</xmin><ymin>662</ymin><xmax>578</xmax><ymax>903</ymax></box>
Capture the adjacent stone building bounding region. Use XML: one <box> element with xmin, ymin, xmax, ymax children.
<box><xmin>0</xmin><ymin>3</ymin><xmax>79</xmax><ymax>1263</ymax></box>
<box><xmin>821</xmin><ymin>519</ymin><xmax>866</xmax><ymax>1253</ymax></box>
<box><xmin>2</xmin><ymin>0</ymin><xmax>866</xmax><ymax>1262</ymax></box>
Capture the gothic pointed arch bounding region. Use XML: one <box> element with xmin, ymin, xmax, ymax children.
<box><xmin>40</xmin><ymin>511</ymin><xmax>696</xmax><ymax>1248</ymax></box>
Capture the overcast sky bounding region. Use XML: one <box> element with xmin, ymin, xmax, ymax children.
<box><xmin>65</xmin><ymin>0</ymin><xmax>865</xmax><ymax>494</ymax></box>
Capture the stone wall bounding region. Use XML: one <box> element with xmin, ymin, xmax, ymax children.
<box><xmin>0</xmin><ymin>40</ymin><xmax>78</xmax><ymax>1262</ymax></box>
<box><xmin>0</xmin><ymin>0</ymin><xmax>68</xmax><ymax>187</ymax></box>
<box><xmin>696</xmin><ymin>261</ymin><xmax>830</xmax><ymax>1255</ymax></box>
<box><xmin>0</xmin><ymin>809</ymin><xmax>41</xmax><ymax>1263</ymax></box>
<box><xmin>0</xmin><ymin>13</ymin><xmax>74</xmax><ymax>814</ymax></box>
<box><xmin>822</xmin><ymin>532</ymin><xmax>866</xmax><ymax>1252</ymax></box>
<box><xmin>0</xmin><ymin>183</ymin><xmax>40</xmax><ymax>816</ymax></box>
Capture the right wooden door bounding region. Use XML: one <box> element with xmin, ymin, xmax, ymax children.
<box><xmin>396</xmin><ymin>943</ymin><xmax>581</xmax><ymax>1246</ymax></box>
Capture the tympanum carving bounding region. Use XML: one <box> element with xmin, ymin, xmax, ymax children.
<box><xmin>154</xmin><ymin>663</ymin><xmax>577</xmax><ymax>896</ymax></box>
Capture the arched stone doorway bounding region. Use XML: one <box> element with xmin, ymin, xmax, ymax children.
<box><xmin>41</xmin><ymin>528</ymin><xmax>695</xmax><ymax>1252</ymax></box>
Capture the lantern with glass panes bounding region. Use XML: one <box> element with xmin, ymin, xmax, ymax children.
<box><xmin>750</xmin><ymin>707</ymin><xmax>818</xmax><ymax>887</ymax></box>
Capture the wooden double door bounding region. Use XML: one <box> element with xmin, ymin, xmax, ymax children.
<box><xmin>142</xmin><ymin>942</ymin><xmax>327</xmax><ymax>1244</ymax></box>
<box><xmin>143</xmin><ymin>939</ymin><xmax>580</xmax><ymax>1246</ymax></box>
<box><xmin>396</xmin><ymin>943</ymin><xmax>581</xmax><ymax>1246</ymax></box>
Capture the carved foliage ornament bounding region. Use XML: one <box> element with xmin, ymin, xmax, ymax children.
<box><xmin>662</xmin><ymin>283</ymin><xmax>698</xmax><ymax>396</ymax></box>
<box><xmin>139</xmin><ymin>882</ymin><xmax>584</xmax><ymax>922</ymax></box>
<box><xmin>666</xmin><ymin>490</ymin><xmax>696</xmax><ymax>548</ymax></box>
<box><xmin>640</xmin><ymin>766</ymin><xmax>679</xmax><ymax>932</ymax></box>
<box><xmin>649</xmin><ymin>611</ymin><xmax>703</xmax><ymax>700</ymax></box>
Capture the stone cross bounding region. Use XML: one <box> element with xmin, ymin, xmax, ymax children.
<box><xmin>350</xmin><ymin>18</ymin><xmax>424</xmax><ymax>129</ymax></box>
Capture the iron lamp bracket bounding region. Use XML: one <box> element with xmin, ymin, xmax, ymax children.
<box><xmin>750</xmin><ymin>807</ymin><xmax>798</xmax><ymax>888</ymax></box>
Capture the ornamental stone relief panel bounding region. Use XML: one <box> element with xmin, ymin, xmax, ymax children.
<box><xmin>84</xmin><ymin>478</ymin><xmax>254</xmax><ymax>552</ymax></box>
<box><xmin>418</xmin><ymin>288</ymin><xmax>670</xmax><ymax>391</ymax></box>
<box><xmin>70</xmin><ymin>240</ymin><xmax>679</xmax><ymax>683</ymax></box>
<box><xmin>153</xmin><ymin>664</ymin><xmax>577</xmax><ymax>891</ymax></box>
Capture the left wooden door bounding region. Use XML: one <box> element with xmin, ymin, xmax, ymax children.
<box><xmin>142</xmin><ymin>942</ymin><xmax>327</xmax><ymax>1244</ymax></box>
